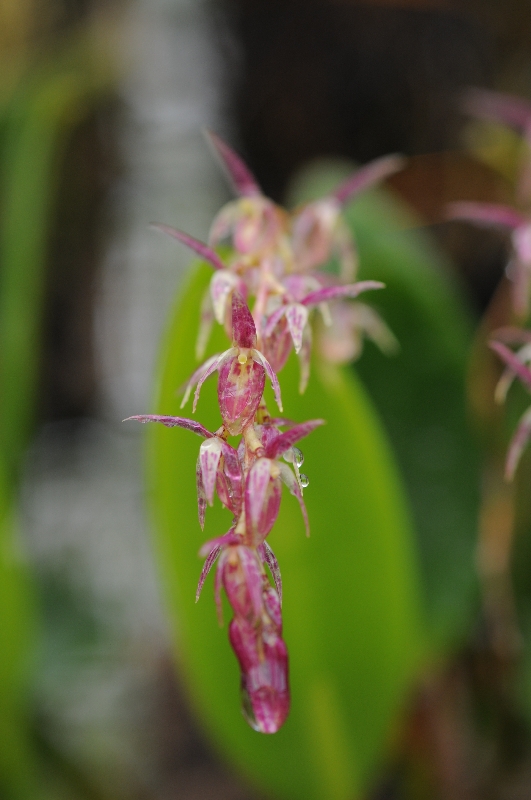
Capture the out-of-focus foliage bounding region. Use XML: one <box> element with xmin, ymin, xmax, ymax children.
<box><xmin>147</xmin><ymin>263</ymin><xmax>426</xmax><ymax>800</ymax></box>
<box><xmin>0</xmin><ymin>465</ymin><xmax>38</xmax><ymax>800</ymax></box>
<box><xmin>0</xmin><ymin>4</ymin><xmax>116</xmax><ymax>797</ymax></box>
<box><xmin>289</xmin><ymin>165</ymin><xmax>482</xmax><ymax>649</ymax></box>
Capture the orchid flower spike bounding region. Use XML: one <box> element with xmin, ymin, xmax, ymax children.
<box><xmin>129</xmin><ymin>131</ymin><xmax>393</xmax><ymax>732</ymax></box>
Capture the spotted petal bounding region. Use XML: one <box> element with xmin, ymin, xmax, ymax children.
<box><xmin>196</xmin><ymin>455</ymin><xmax>207</xmax><ymax>529</ymax></box>
<box><xmin>259</xmin><ymin>541</ymin><xmax>283</xmax><ymax>605</ymax></box>
<box><xmin>196</xmin><ymin>544</ymin><xmax>222</xmax><ymax>601</ymax></box>
<box><xmin>245</xmin><ymin>458</ymin><xmax>281</xmax><ymax>538</ymax></box>
<box><xmin>252</xmin><ymin>349</ymin><xmax>283</xmax><ymax>411</ymax></box>
<box><xmin>192</xmin><ymin>350</ymin><xmax>235</xmax><ymax>413</ymax></box>
<box><xmin>180</xmin><ymin>353</ymin><xmax>222</xmax><ymax>409</ymax></box>
<box><xmin>200</xmin><ymin>437</ymin><xmax>224</xmax><ymax>506</ymax></box>
<box><xmin>123</xmin><ymin>414</ymin><xmax>213</xmax><ymax>439</ymax></box>
<box><xmin>264</xmin><ymin>419</ymin><xmax>324</xmax><ymax>460</ymax></box>
<box><xmin>285</xmin><ymin>304</ymin><xmax>309</xmax><ymax>354</ymax></box>
<box><xmin>231</xmin><ymin>292</ymin><xmax>257</xmax><ymax>349</ymax></box>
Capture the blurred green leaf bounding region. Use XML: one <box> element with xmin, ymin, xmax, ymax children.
<box><xmin>290</xmin><ymin>164</ymin><xmax>482</xmax><ymax>649</ymax></box>
<box><xmin>147</xmin><ymin>264</ymin><xmax>425</xmax><ymax>800</ymax></box>
<box><xmin>0</xmin><ymin>33</ymin><xmax>114</xmax><ymax>798</ymax></box>
<box><xmin>0</xmin><ymin>51</ymin><xmax>109</xmax><ymax>478</ymax></box>
<box><xmin>0</xmin><ymin>460</ymin><xmax>38</xmax><ymax>800</ymax></box>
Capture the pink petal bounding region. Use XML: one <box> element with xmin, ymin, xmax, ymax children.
<box><xmin>218</xmin><ymin>356</ymin><xmax>266</xmax><ymax>436</ymax></box>
<box><xmin>245</xmin><ymin>458</ymin><xmax>273</xmax><ymax>531</ymax></box>
<box><xmin>210</xmin><ymin>270</ymin><xmax>239</xmax><ymax>324</ymax></box>
<box><xmin>196</xmin><ymin>288</ymin><xmax>215</xmax><ymax>359</ymax></box>
<box><xmin>270</xmin><ymin>417</ymin><xmax>299</xmax><ymax>428</ymax></box>
<box><xmin>206</xmin><ymin>130</ymin><xmax>262</xmax><ymax>197</ymax></box>
<box><xmin>193</xmin><ymin>350</ymin><xmax>234</xmax><ymax>413</ymax></box>
<box><xmin>490</xmin><ymin>341</ymin><xmax>531</xmax><ymax>392</ymax></box>
<box><xmin>259</xmin><ymin>541</ymin><xmax>282</xmax><ymax>605</ymax></box>
<box><xmin>262</xmin><ymin>314</ymin><xmax>293</xmax><ymax>374</ymax></box>
<box><xmin>264</xmin><ymin>419</ymin><xmax>325</xmax><ymax>460</ymax></box>
<box><xmin>231</xmin><ymin>292</ymin><xmax>257</xmax><ymax>348</ymax></box>
<box><xmin>301</xmin><ymin>280</ymin><xmax>385</xmax><ymax>307</ymax></box>
<box><xmin>181</xmin><ymin>352</ymin><xmax>223</xmax><ymax>409</ymax></box>
<box><xmin>233</xmin><ymin>198</ymin><xmax>283</xmax><ymax>254</ymax></box>
<box><xmin>123</xmin><ymin>414</ymin><xmax>213</xmax><ymax>438</ymax></box>
<box><xmin>215</xmin><ymin>550</ymin><xmax>225</xmax><ymax>625</ymax></box>
<box><xmin>230</xmin><ymin>615</ymin><xmax>290</xmax><ymax>734</ymax></box>
<box><xmin>196</xmin><ymin>455</ymin><xmax>207</xmax><ymax>529</ymax></box>
<box><xmin>220</xmin><ymin>443</ymin><xmax>244</xmax><ymax>510</ymax></box>
<box><xmin>200</xmin><ymin>438</ymin><xmax>223</xmax><ymax>506</ymax></box>
<box><xmin>238</xmin><ymin>547</ymin><xmax>265</xmax><ymax>620</ymax></box>
<box><xmin>506</xmin><ymin>406</ymin><xmax>531</xmax><ymax>480</ymax></box>
<box><xmin>196</xmin><ymin>544</ymin><xmax>222</xmax><ymax>601</ymax></box>
<box><xmin>283</xmin><ymin>274</ymin><xmax>322</xmax><ymax>302</ymax></box>
<box><xmin>264</xmin><ymin>306</ymin><xmax>288</xmax><ymax>339</ymax></box>
<box><xmin>279</xmin><ymin>463</ymin><xmax>310</xmax><ymax>537</ymax></box>
<box><xmin>222</xmin><ymin>546</ymin><xmax>264</xmax><ymax>622</ymax></box>
<box><xmin>446</xmin><ymin>202</ymin><xmax>526</xmax><ymax>230</ymax></box>
<box><xmin>208</xmin><ymin>201</ymin><xmax>238</xmax><ymax>246</ymax></box>
<box><xmin>199</xmin><ymin>531</ymin><xmax>240</xmax><ymax>558</ymax></box>
<box><xmin>252</xmin><ymin>349</ymin><xmax>283</xmax><ymax>411</ymax></box>
<box><xmin>151</xmin><ymin>224</ymin><xmax>225</xmax><ymax>270</ymax></box>
<box><xmin>285</xmin><ymin>304</ymin><xmax>309</xmax><ymax>354</ymax></box>
<box><xmin>462</xmin><ymin>87</ymin><xmax>531</xmax><ymax>131</ymax></box>
<box><xmin>332</xmin><ymin>154</ymin><xmax>405</xmax><ymax>205</ymax></box>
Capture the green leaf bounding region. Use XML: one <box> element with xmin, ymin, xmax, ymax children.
<box><xmin>147</xmin><ymin>264</ymin><xmax>425</xmax><ymax>800</ymax></box>
<box><xmin>0</xmin><ymin>460</ymin><xmax>38</xmax><ymax>800</ymax></box>
<box><xmin>291</xmin><ymin>163</ymin><xmax>482</xmax><ymax>649</ymax></box>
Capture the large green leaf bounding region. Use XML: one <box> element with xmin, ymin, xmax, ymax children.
<box><xmin>290</xmin><ymin>165</ymin><xmax>482</xmax><ymax>648</ymax></box>
<box><xmin>147</xmin><ymin>264</ymin><xmax>425</xmax><ymax>800</ymax></box>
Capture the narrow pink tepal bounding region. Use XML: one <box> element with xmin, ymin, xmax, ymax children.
<box><xmin>231</xmin><ymin>291</ymin><xmax>257</xmax><ymax>349</ymax></box>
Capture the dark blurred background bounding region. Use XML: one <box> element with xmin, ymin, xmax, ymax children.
<box><xmin>3</xmin><ymin>0</ymin><xmax>531</xmax><ymax>798</ymax></box>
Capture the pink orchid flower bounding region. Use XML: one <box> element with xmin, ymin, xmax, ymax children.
<box><xmin>134</xmin><ymin>132</ymin><xmax>393</xmax><ymax>733</ymax></box>
<box><xmin>181</xmin><ymin>291</ymin><xmax>283</xmax><ymax>435</ymax></box>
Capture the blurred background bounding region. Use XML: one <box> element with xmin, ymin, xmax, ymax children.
<box><xmin>3</xmin><ymin>0</ymin><xmax>531</xmax><ymax>798</ymax></box>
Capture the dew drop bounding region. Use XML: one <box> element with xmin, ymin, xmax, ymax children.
<box><xmin>299</xmin><ymin>473</ymin><xmax>309</xmax><ymax>488</ymax></box>
<box><xmin>282</xmin><ymin>448</ymin><xmax>294</xmax><ymax>463</ymax></box>
<box><xmin>293</xmin><ymin>447</ymin><xmax>304</xmax><ymax>468</ymax></box>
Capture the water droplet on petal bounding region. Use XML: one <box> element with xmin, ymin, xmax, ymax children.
<box><xmin>299</xmin><ymin>473</ymin><xmax>309</xmax><ymax>488</ymax></box>
<box><xmin>293</xmin><ymin>447</ymin><xmax>304</xmax><ymax>468</ymax></box>
<box><xmin>282</xmin><ymin>448</ymin><xmax>294</xmax><ymax>463</ymax></box>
